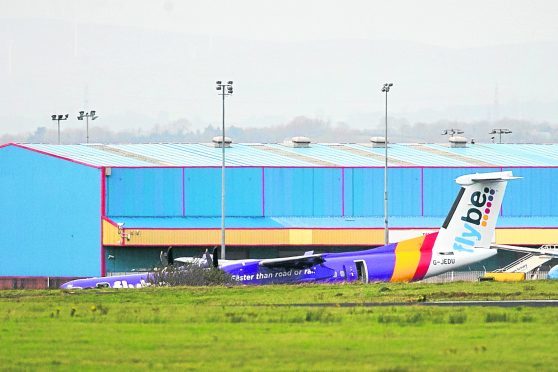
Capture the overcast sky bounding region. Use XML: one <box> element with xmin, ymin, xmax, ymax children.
<box><xmin>6</xmin><ymin>0</ymin><xmax>558</xmax><ymax>47</ymax></box>
<box><xmin>2</xmin><ymin>0</ymin><xmax>558</xmax><ymax>140</ymax></box>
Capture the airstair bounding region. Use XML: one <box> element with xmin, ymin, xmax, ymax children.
<box><xmin>494</xmin><ymin>246</ymin><xmax>557</xmax><ymax>279</ymax></box>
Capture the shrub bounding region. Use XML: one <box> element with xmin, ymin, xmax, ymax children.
<box><xmin>378</xmin><ymin>314</ymin><xmax>399</xmax><ymax>324</ymax></box>
<box><xmin>448</xmin><ymin>313</ymin><xmax>467</xmax><ymax>324</ymax></box>
<box><xmin>148</xmin><ymin>263</ymin><xmax>236</xmax><ymax>286</ymax></box>
<box><xmin>485</xmin><ymin>312</ymin><xmax>511</xmax><ymax>323</ymax></box>
<box><xmin>406</xmin><ymin>313</ymin><xmax>424</xmax><ymax>324</ymax></box>
<box><xmin>305</xmin><ymin>308</ymin><xmax>337</xmax><ymax>323</ymax></box>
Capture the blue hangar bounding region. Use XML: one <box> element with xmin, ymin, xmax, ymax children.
<box><xmin>1</xmin><ymin>138</ymin><xmax>558</xmax><ymax>278</ymax></box>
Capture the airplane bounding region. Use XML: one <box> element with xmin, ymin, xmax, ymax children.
<box><xmin>61</xmin><ymin>171</ymin><xmax>519</xmax><ymax>289</ymax></box>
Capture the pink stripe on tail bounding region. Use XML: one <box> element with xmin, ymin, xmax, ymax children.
<box><xmin>412</xmin><ymin>232</ymin><xmax>438</xmax><ymax>281</ymax></box>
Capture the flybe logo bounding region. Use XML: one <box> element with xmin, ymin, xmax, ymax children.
<box><xmin>453</xmin><ymin>187</ymin><xmax>496</xmax><ymax>253</ymax></box>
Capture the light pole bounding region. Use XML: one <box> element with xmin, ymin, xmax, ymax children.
<box><xmin>77</xmin><ymin>110</ymin><xmax>99</xmax><ymax>143</ymax></box>
<box><xmin>381</xmin><ymin>83</ymin><xmax>393</xmax><ymax>245</ymax></box>
<box><xmin>489</xmin><ymin>128</ymin><xmax>512</xmax><ymax>144</ymax></box>
<box><xmin>51</xmin><ymin>114</ymin><xmax>69</xmax><ymax>144</ymax></box>
<box><xmin>216</xmin><ymin>80</ymin><xmax>233</xmax><ymax>260</ymax></box>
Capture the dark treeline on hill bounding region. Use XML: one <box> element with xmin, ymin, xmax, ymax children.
<box><xmin>1</xmin><ymin>116</ymin><xmax>556</xmax><ymax>144</ymax></box>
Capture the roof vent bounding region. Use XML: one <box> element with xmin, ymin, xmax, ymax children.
<box><xmin>212</xmin><ymin>136</ymin><xmax>232</xmax><ymax>148</ymax></box>
<box><xmin>370</xmin><ymin>136</ymin><xmax>386</xmax><ymax>148</ymax></box>
<box><xmin>449</xmin><ymin>136</ymin><xmax>467</xmax><ymax>148</ymax></box>
<box><xmin>291</xmin><ymin>136</ymin><xmax>311</xmax><ymax>148</ymax></box>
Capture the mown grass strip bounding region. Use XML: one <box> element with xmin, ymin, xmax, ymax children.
<box><xmin>0</xmin><ymin>281</ymin><xmax>557</xmax><ymax>370</ymax></box>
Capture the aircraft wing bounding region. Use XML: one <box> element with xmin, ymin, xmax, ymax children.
<box><xmin>259</xmin><ymin>254</ymin><xmax>325</xmax><ymax>269</ymax></box>
<box><xmin>491</xmin><ymin>244</ymin><xmax>558</xmax><ymax>257</ymax></box>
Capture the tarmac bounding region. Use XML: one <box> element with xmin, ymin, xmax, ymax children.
<box><xmin>274</xmin><ymin>300</ymin><xmax>558</xmax><ymax>307</ymax></box>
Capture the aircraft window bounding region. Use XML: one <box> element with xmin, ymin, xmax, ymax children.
<box><xmin>442</xmin><ymin>187</ymin><xmax>465</xmax><ymax>229</ymax></box>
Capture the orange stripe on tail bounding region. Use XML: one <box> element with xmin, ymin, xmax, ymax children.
<box><xmin>390</xmin><ymin>235</ymin><xmax>425</xmax><ymax>282</ymax></box>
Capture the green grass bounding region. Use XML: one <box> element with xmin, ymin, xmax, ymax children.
<box><xmin>0</xmin><ymin>281</ymin><xmax>557</xmax><ymax>370</ymax></box>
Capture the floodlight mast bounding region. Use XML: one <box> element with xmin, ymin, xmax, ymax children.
<box><xmin>381</xmin><ymin>83</ymin><xmax>393</xmax><ymax>245</ymax></box>
<box><xmin>489</xmin><ymin>128</ymin><xmax>512</xmax><ymax>144</ymax></box>
<box><xmin>441</xmin><ymin>129</ymin><xmax>464</xmax><ymax>136</ymax></box>
<box><xmin>77</xmin><ymin>110</ymin><xmax>99</xmax><ymax>143</ymax></box>
<box><xmin>216</xmin><ymin>80</ymin><xmax>233</xmax><ymax>260</ymax></box>
<box><xmin>51</xmin><ymin>114</ymin><xmax>69</xmax><ymax>144</ymax></box>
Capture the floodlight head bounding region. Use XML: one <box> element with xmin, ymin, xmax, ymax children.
<box><xmin>57</xmin><ymin>114</ymin><xmax>63</xmax><ymax>120</ymax></box>
<box><xmin>216</xmin><ymin>86</ymin><xmax>221</xmax><ymax>90</ymax></box>
<box><xmin>90</xmin><ymin>110</ymin><xmax>96</xmax><ymax>116</ymax></box>
<box><xmin>51</xmin><ymin>114</ymin><xmax>56</xmax><ymax>120</ymax></box>
<box><xmin>64</xmin><ymin>114</ymin><xmax>69</xmax><ymax>119</ymax></box>
<box><xmin>79</xmin><ymin>111</ymin><xmax>84</xmax><ymax>115</ymax></box>
<box><xmin>227</xmin><ymin>81</ymin><xmax>233</xmax><ymax>85</ymax></box>
<box><xmin>389</xmin><ymin>83</ymin><xmax>393</xmax><ymax>87</ymax></box>
<box><xmin>216</xmin><ymin>81</ymin><xmax>222</xmax><ymax>85</ymax></box>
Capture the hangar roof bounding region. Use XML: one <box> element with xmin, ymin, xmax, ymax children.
<box><xmin>13</xmin><ymin>142</ymin><xmax>558</xmax><ymax>167</ymax></box>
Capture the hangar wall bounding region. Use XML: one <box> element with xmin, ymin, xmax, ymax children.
<box><xmin>0</xmin><ymin>145</ymin><xmax>101</xmax><ymax>276</ymax></box>
<box><xmin>105</xmin><ymin>166</ymin><xmax>558</xmax><ymax>219</ymax></box>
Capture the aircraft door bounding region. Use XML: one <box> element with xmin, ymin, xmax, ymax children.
<box><xmin>354</xmin><ymin>260</ymin><xmax>369</xmax><ymax>283</ymax></box>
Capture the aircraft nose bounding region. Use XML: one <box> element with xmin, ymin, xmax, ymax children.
<box><xmin>60</xmin><ymin>281</ymin><xmax>77</xmax><ymax>289</ymax></box>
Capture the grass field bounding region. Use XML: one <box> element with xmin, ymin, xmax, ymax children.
<box><xmin>1</xmin><ymin>281</ymin><xmax>557</xmax><ymax>370</ymax></box>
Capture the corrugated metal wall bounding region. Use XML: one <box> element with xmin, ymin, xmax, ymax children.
<box><xmin>264</xmin><ymin>168</ymin><xmax>343</xmax><ymax>216</ymax></box>
<box><xmin>502</xmin><ymin>167</ymin><xmax>558</xmax><ymax>216</ymax></box>
<box><xmin>0</xmin><ymin>146</ymin><xmax>101</xmax><ymax>276</ymax></box>
<box><xmin>105</xmin><ymin>166</ymin><xmax>558</xmax><ymax>218</ymax></box>
<box><xmin>185</xmin><ymin>168</ymin><xmax>262</xmax><ymax>216</ymax></box>
<box><xmin>107</xmin><ymin>168</ymin><xmax>183</xmax><ymax>216</ymax></box>
<box><xmin>423</xmin><ymin>168</ymin><xmax>501</xmax><ymax>216</ymax></box>
<box><xmin>344</xmin><ymin>168</ymin><xmax>422</xmax><ymax>216</ymax></box>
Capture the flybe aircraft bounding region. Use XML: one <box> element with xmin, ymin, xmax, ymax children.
<box><xmin>61</xmin><ymin>171</ymin><xmax>517</xmax><ymax>289</ymax></box>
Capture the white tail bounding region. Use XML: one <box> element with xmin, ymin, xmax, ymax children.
<box><xmin>426</xmin><ymin>171</ymin><xmax>519</xmax><ymax>275</ymax></box>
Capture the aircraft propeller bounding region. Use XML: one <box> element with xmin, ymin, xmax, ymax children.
<box><xmin>212</xmin><ymin>247</ymin><xmax>219</xmax><ymax>268</ymax></box>
<box><xmin>160</xmin><ymin>246</ymin><xmax>174</xmax><ymax>267</ymax></box>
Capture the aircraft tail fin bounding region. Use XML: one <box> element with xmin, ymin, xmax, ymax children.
<box><xmin>434</xmin><ymin>171</ymin><xmax>518</xmax><ymax>254</ymax></box>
